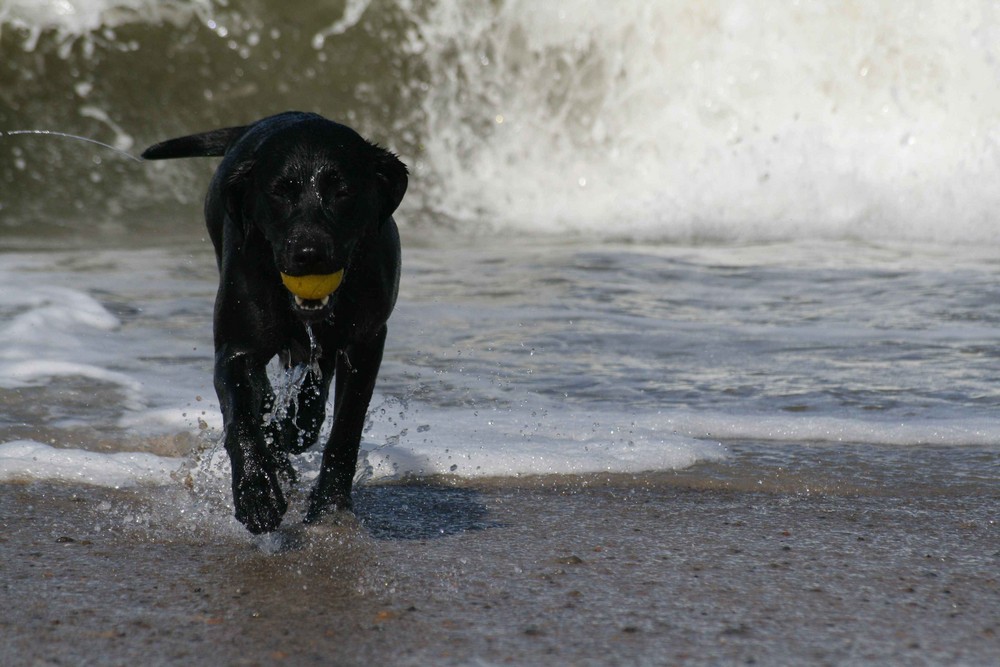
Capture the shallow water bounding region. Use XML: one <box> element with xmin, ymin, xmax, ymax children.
<box><xmin>1</xmin><ymin>236</ymin><xmax>997</xmax><ymax>557</ymax></box>
<box><xmin>2</xmin><ymin>239</ymin><xmax>997</xmax><ymax>486</ymax></box>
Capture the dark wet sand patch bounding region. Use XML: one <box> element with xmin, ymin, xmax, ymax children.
<box><xmin>1</xmin><ymin>478</ymin><xmax>997</xmax><ymax>666</ymax></box>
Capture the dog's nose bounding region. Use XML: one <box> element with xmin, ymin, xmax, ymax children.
<box><xmin>290</xmin><ymin>243</ymin><xmax>323</xmax><ymax>268</ymax></box>
<box><xmin>281</xmin><ymin>225</ymin><xmax>338</xmax><ymax>274</ymax></box>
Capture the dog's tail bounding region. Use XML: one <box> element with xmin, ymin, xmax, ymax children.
<box><xmin>141</xmin><ymin>125</ymin><xmax>249</xmax><ymax>160</ymax></box>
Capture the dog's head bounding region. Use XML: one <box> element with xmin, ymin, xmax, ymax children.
<box><xmin>224</xmin><ymin>118</ymin><xmax>407</xmax><ymax>320</ymax></box>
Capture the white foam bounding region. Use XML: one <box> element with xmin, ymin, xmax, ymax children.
<box><xmin>0</xmin><ymin>440</ymin><xmax>179</xmax><ymax>487</ymax></box>
<box><xmin>0</xmin><ymin>0</ymin><xmax>211</xmax><ymax>37</ymax></box>
<box><xmin>409</xmin><ymin>1</ymin><xmax>1000</xmax><ymax>243</ymax></box>
<box><xmin>0</xmin><ymin>269</ymin><xmax>150</xmax><ymax>407</ymax></box>
<box><xmin>0</xmin><ymin>400</ymin><xmax>726</xmax><ymax>488</ymax></box>
<box><xmin>360</xmin><ymin>402</ymin><xmax>727</xmax><ymax>480</ymax></box>
<box><xmin>0</xmin><ymin>284</ymin><xmax>119</xmax><ymax>340</ymax></box>
<box><xmin>668</xmin><ymin>413</ymin><xmax>1000</xmax><ymax>448</ymax></box>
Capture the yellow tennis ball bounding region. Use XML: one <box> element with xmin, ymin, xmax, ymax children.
<box><xmin>280</xmin><ymin>270</ymin><xmax>344</xmax><ymax>300</ymax></box>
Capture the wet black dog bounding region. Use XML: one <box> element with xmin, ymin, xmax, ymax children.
<box><xmin>142</xmin><ymin>112</ymin><xmax>407</xmax><ymax>533</ymax></box>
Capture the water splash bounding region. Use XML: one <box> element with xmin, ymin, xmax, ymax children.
<box><xmin>6</xmin><ymin>1</ymin><xmax>1000</xmax><ymax>242</ymax></box>
<box><xmin>0</xmin><ymin>0</ymin><xmax>216</xmax><ymax>54</ymax></box>
<box><xmin>408</xmin><ymin>1</ymin><xmax>1000</xmax><ymax>243</ymax></box>
<box><xmin>311</xmin><ymin>0</ymin><xmax>371</xmax><ymax>49</ymax></box>
<box><xmin>1</xmin><ymin>129</ymin><xmax>142</xmax><ymax>162</ymax></box>
<box><xmin>264</xmin><ymin>324</ymin><xmax>324</xmax><ymax>436</ymax></box>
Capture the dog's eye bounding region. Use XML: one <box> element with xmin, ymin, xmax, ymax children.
<box><xmin>317</xmin><ymin>171</ymin><xmax>352</xmax><ymax>201</ymax></box>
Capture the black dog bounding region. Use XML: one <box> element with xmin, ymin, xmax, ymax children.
<box><xmin>142</xmin><ymin>112</ymin><xmax>407</xmax><ymax>533</ymax></box>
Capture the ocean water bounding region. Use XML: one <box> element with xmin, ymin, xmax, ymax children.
<box><xmin>1</xmin><ymin>0</ymin><xmax>998</xmax><ymax>530</ymax></box>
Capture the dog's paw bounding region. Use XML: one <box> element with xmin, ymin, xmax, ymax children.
<box><xmin>232</xmin><ymin>465</ymin><xmax>288</xmax><ymax>534</ymax></box>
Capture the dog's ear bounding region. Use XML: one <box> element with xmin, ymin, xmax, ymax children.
<box><xmin>370</xmin><ymin>142</ymin><xmax>408</xmax><ymax>219</ymax></box>
<box><xmin>221</xmin><ymin>155</ymin><xmax>258</xmax><ymax>247</ymax></box>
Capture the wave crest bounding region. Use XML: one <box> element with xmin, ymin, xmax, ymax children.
<box><xmin>3</xmin><ymin>1</ymin><xmax>1000</xmax><ymax>244</ymax></box>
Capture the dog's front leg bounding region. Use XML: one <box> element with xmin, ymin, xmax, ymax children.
<box><xmin>215</xmin><ymin>347</ymin><xmax>288</xmax><ymax>533</ymax></box>
<box><xmin>305</xmin><ymin>326</ymin><xmax>387</xmax><ymax>522</ymax></box>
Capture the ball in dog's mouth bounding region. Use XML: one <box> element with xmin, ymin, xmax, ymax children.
<box><xmin>280</xmin><ymin>270</ymin><xmax>344</xmax><ymax>310</ymax></box>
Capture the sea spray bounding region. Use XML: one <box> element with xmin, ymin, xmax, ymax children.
<box><xmin>1</xmin><ymin>130</ymin><xmax>142</xmax><ymax>162</ymax></box>
<box><xmin>408</xmin><ymin>1</ymin><xmax>1000</xmax><ymax>241</ymax></box>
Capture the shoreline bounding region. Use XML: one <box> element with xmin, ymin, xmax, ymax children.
<box><xmin>2</xmin><ymin>469</ymin><xmax>997</xmax><ymax>666</ymax></box>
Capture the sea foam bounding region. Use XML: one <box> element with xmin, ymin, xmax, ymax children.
<box><xmin>411</xmin><ymin>1</ymin><xmax>1000</xmax><ymax>242</ymax></box>
<box><xmin>0</xmin><ymin>440</ymin><xmax>178</xmax><ymax>487</ymax></box>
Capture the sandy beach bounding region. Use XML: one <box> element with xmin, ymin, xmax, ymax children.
<box><xmin>3</xmin><ymin>446</ymin><xmax>997</xmax><ymax>667</ymax></box>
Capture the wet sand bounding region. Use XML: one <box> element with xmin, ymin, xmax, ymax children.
<box><xmin>2</xmin><ymin>450</ymin><xmax>998</xmax><ymax>666</ymax></box>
